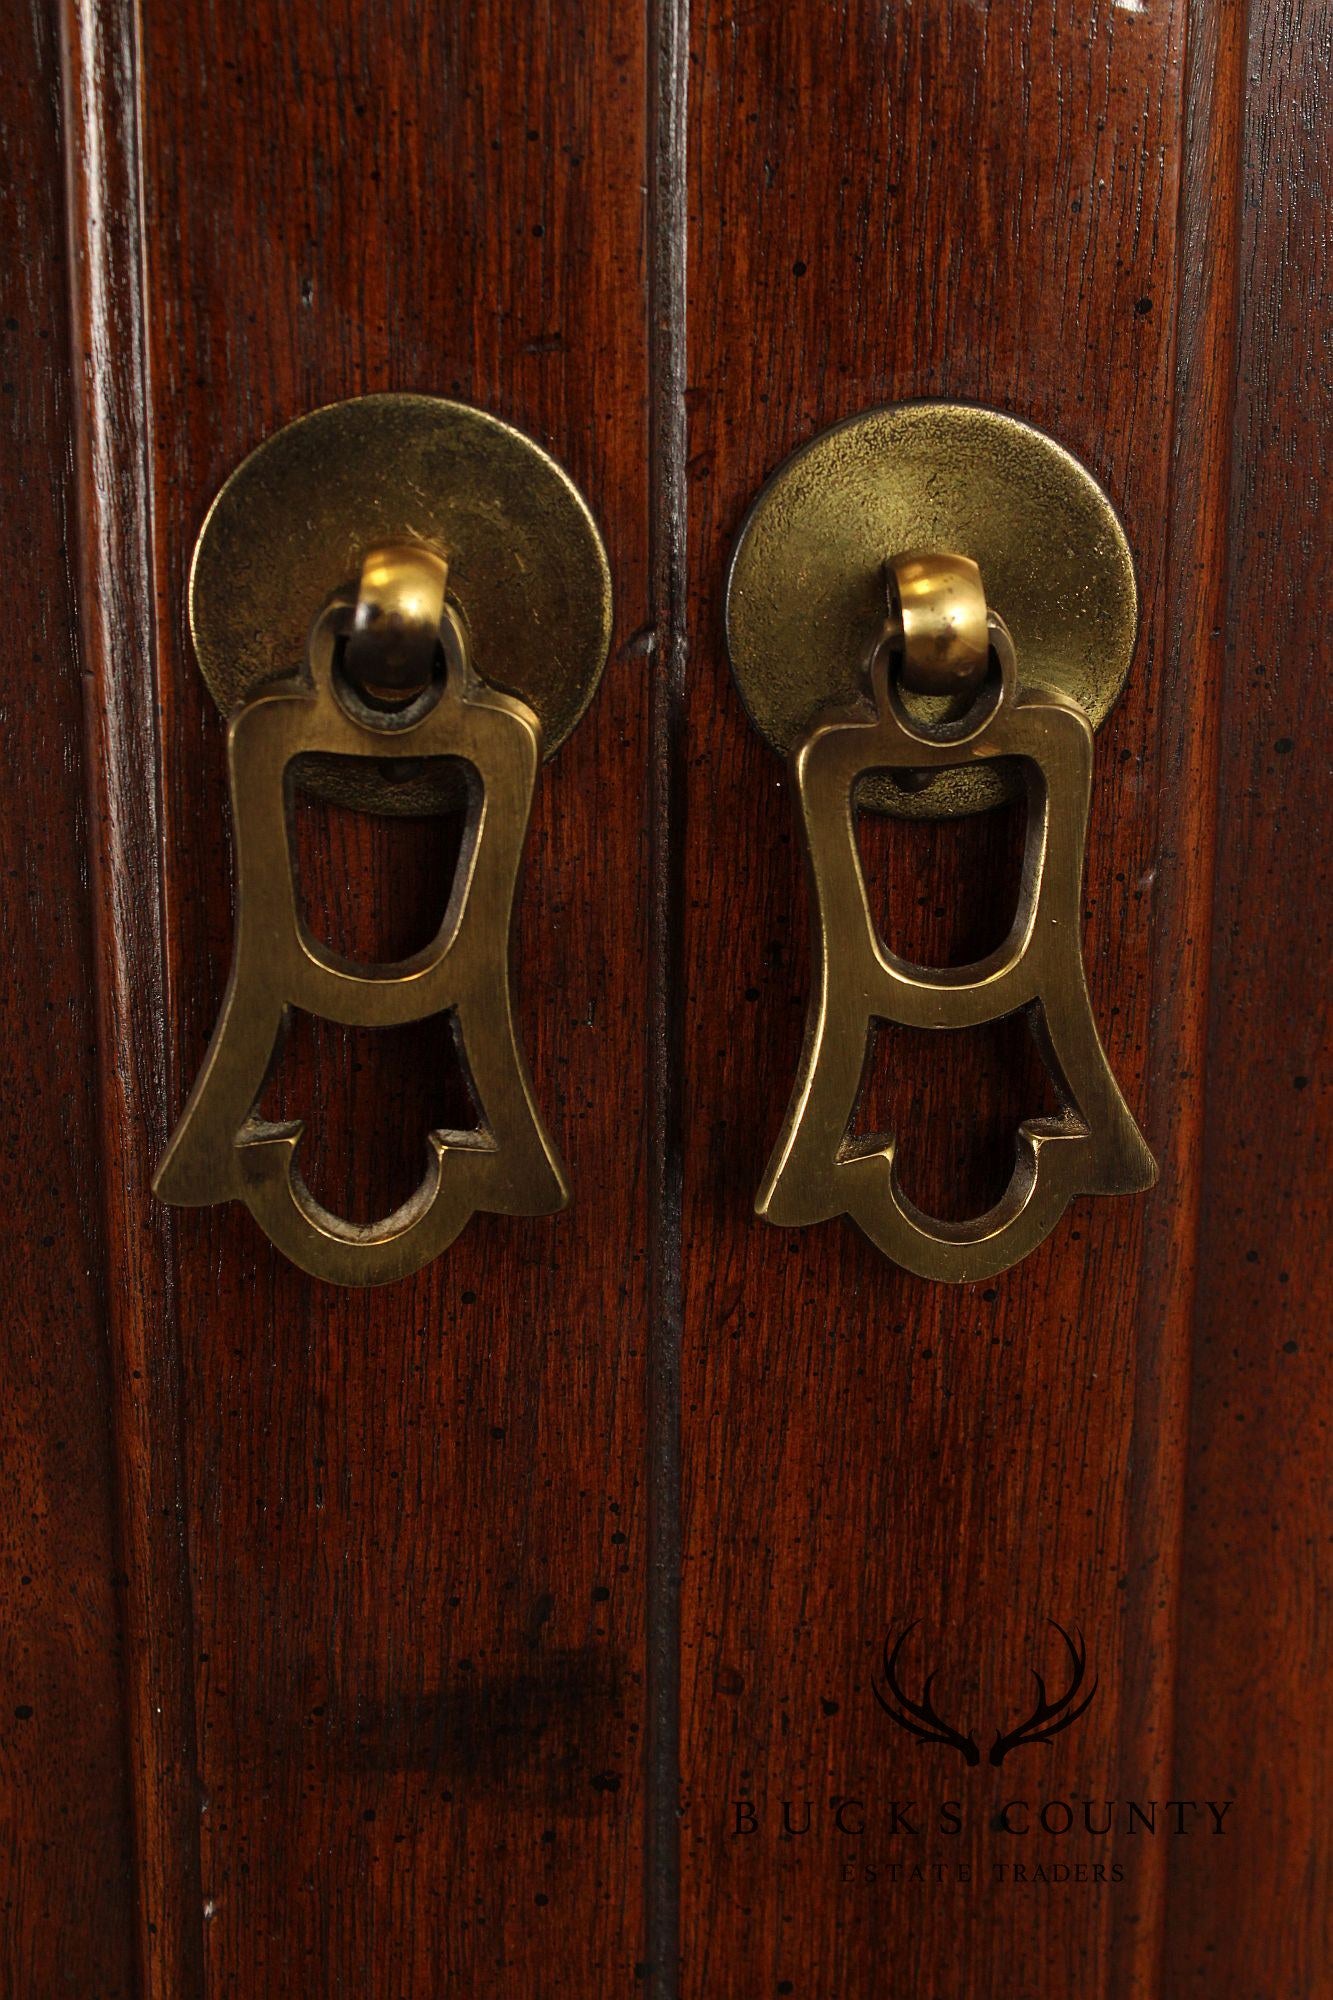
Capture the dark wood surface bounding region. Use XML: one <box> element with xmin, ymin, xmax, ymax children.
<box><xmin>60</xmin><ymin>0</ymin><xmax>655</xmax><ymax>1992</ymax></box>
<box><xmin>0</xmin><ymin>5</ymin><xmax>137</xmax><ymax>1995</ymax></box>
<box><xmin>0</xmin><ymin>3</ymin><xmax>139</xmax><ymax>2000</ymax></box>
<box><xmin>61</xmin><ymin>0</ymin><xmax>207</xmax><ymax>1987</ymax></box>
<box><xmin>1167</xmin><ymin>0</ymin><xmax>1333</xmax><ymax>1988</ymax></box>
<box><xmin>675</xmin><ymin>2</ymin><xmax>1297</xmax><ymax>1996</ymax></box>
<box><xmin>3</xmin><ymin>0</ymin><xmax>1328</xmax><ymax>1993</ymax></box>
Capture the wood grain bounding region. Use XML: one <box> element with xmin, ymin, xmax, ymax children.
<box><xmin>1166</xmin><ymin>0</ymin><xmax>1333</xmax><ymax>1989</ymax></box>
<box><xmin>645</xmin><ymin>0</ymin><xmax>691</xmax><ymax>1989</ymax></box>
<box><xmin>130</xmin><ymin>0</ymin><xmax>651</xmax><ymax>1990</ymax></box>
<box><xmin>59</xmin><ymin>0</ymin><xmax>207</xmax><ymax>1987</ymax></box>
<box><xmin>677</xmin><ymin>3</ymin><xmax>1217</xmax><ymax>1994</ymax></box>
<box><xmin>15</xmin><ymin>0</ymin><xmax>1328</xmax><ymax>1988</ymax></box>
<box><xmin>0</xmin><ymin>6</ymin><xmax>137</xmax><ymax>1992</ymax></box>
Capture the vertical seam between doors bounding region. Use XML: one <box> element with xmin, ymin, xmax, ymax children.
<box><xmin>645</xmin><ymin>0</ymin><xmax>689</xmax><ymax>1991</ymax></box>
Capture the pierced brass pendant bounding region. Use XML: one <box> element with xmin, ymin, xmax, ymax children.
<box><xmin>155</xmin><ymin>397</ymin><xmax>611</xmax><ymax>1286</ymax></box>
<box><xmin>727</xmin><ymin>405</ymin><xmax>1156</xmax><ymax>1282</ymax></box>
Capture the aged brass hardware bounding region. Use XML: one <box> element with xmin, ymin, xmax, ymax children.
<box><xmin>887</xmin><ymin>550</ymin><xmax>990</xmax><ymax>699</ymax></box>
<box><xmin>155</xmin><ymin>396</ymin><xmax>611</xmax><ymax>1286</ymax></box>
<box><xmin>726</xmin><ymin>401</ymin><xmax>1139</xmax><ymax>819</ymax></box>
<box><xmin>726</xmin><ymin>406</ymin><xmax>1155</xmax><ymax>1282</ymax></box>
<box><xmin>188</xmin><ymin>392</ymin><xmax>612</xmax><ymax>816</ymax></box>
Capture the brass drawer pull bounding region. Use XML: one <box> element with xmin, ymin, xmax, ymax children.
<box><xmin>726</xmin><ymin>403</ymin><xmax>1156</xmax><ymax>1281</ymax></box>
<box><xmin>155</xmin><ymin>395</ymin><xmax>610</xmax><ymax>1286</ymax></box>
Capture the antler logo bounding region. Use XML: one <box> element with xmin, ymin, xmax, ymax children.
<box><xmin>989</xmin><ymin>1622</ymin><xmax>1096</xmax><ymax>1766</ymax></box>
<box><xmin>872</xmin><ymin>1621</ymin><xmax>981</xmax><ymax>1765</ymax></box>
<box><xmin>872</xmin><ymin>1621</ymin><xmax>1096</xmax><ymax>1767</ymax></box>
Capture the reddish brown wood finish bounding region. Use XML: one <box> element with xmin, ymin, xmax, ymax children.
<box><xmin>60</xmin><ymin>0</ymin><xmax>207</xmax><ymax>1987</ymax></box>
<box><xmin>677</xmin><ymin>3</ymin><xmax>1222</xmax><ymax>1995</ymax></box>
<box><xmin>3</xmin><ymin>0</ymin><xmax>1327</xmax><ymax>1991</ymax></box>
<box><xmin>91</xmin><ymin>0</ymin><xmax>650</xmax><ymax>1991</ymax></box>
<box><xmin>1167</xmin><ymin>0</ymin><xmax>1333</xmax><ymax>1989</ymax></box>
<box><xmin>0</xmin><ymin>7</ymin><xmax>138</xmax><ymax>1993</ymax></box>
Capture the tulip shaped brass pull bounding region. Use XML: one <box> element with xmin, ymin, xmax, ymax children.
<box><xmin>155</xmin><ymin>396</ymin><xmax>610</xmax><ymax>1285</ymax></box>
<box><xmin>726</xmin><ymin>404</ymin><xmax>1156</xmax><ymax>1282</ymax></box>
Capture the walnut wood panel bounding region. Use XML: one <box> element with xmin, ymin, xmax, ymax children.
<box><xmin>0</xmin><ymin>7</ymin><xmax>136</xmax><ymax>1992</ymax></box>
<box><xmin>1167</xmin><ymin>0</ymin><xmax>1333</xmax><ymax>1988</ymax></box>
<box><xmin>16</xmin><ymin>0</ymin><xmax>1329</xmax><ymax>1988</ymax></box>
<box><xmin>678</xmin><ymin>4</ymin><xmax>1218</xmax><ymax>1995</ymax></box>
<box><xmin>61</xmin><ymin>0</ymin><xmax>206</xmax><ymax>1986</ymax></box>
<box><xmin>109</xmin><ymin>2</ymin><xmax>652</xmax><ymax>1990</ymax></box>
<box><xmin>645</xmin><ymin>0</ymin><xmax>691</xmax><ymax>1987</ymax></box>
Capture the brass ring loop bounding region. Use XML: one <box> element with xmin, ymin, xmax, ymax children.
<box><xmin>883</xmin><ymin>550</ymin><xmax>990</xmax><ymax>699</ymax></box>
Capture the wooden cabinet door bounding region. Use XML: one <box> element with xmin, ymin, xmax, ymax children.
<box><xmin>3</xmin><ymin>0</ymin><xmax>1327</xmax><ymax>1994</ymax></box>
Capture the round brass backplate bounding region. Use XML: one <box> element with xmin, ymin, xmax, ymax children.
<box><xmin>725</xmin><ymin>403</ymin><xmax>1138</xmax><ymax>817</ymax></box>
<box><xmin>190</xmin><ymin>395</ymin><xmax>612</xmax><ymax>815</ymax></box>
